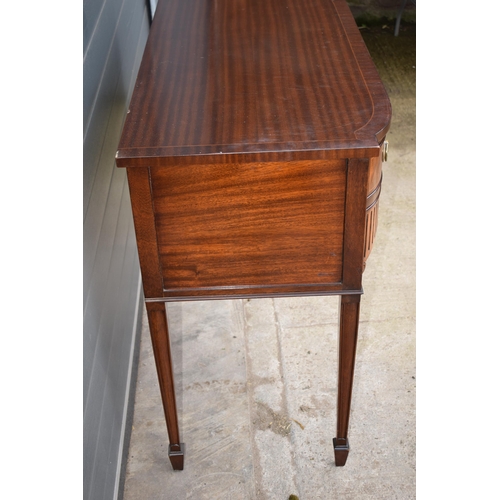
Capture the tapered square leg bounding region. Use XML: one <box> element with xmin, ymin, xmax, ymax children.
<box><xmin>146</xmin><ymin>302</ymin><xmax>185</xmax><ymax>471</ymax></box>
<box><xmin>334</xmin><ymin>294</ymin><xmax>361</xmax><ymax>466</ymax></box>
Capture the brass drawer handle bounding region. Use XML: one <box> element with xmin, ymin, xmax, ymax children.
<box><xmin>382</xmin><ymin>140</ymin><xmax>389</xmax><ymax>162</ymax></box>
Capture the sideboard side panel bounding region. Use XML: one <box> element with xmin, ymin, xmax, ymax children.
<box><xmin>149</xmin><ymin>160</ymin><xmax>347</xmax><ymax>291</ymax></box>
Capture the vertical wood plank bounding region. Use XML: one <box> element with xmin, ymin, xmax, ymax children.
<box><xmin>126</xmin><ymin>167</ymin><xmax>164</xmax><ymax>297</ymax></box>
<box><xmin>342</xmin><ymin>158</ymin><xmax>370</xmax><ymax>290</ymax></box>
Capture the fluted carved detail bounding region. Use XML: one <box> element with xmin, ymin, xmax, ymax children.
<box><xmin>363</xmin><ymin>175</ymin><xmax>382</xmax><ymax>266</ymax></box>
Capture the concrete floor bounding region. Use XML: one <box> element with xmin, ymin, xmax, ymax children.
<box><xmin>122</xmin><ymin>22</ymin><xmax>416</xmax><ymax>500</ymax></box>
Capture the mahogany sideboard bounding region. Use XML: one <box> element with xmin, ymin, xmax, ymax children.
<box><xmin>117</xmin><ymin>0</ymin><xmax>391</xmax><ymax>471</ymax></box>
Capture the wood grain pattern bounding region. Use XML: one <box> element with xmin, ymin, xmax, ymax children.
<box><xmin>334</xmin><ymin>293</ymin><xmax>361</xmax><ymax>466</ymax></box>
<box><xmin>150</xmin><ymin>160</ymin><xmax>346</xmax><ymax>292</ymax></box>
<box><xmin>145</xmin><ymin>302</ymin><xmax>184</xmax><ymax>470</ymax></box>
<box><xmin>342</xmin><ymin>158</ymin><xmax>370</xmax><ymax>290</ymax></box>
<box><xmin>126</xmin><ymin>168</ymin><xmax>164</xmax><ymax>297</ymax></box>
<box><xmin>117</xmin><ymin>0</ymin><xmax>392</xmax><ymax>471</ymax></box>
<box><xmin>116</xmin><ymin>0</ymin><xmax>391</xmax><ymax>165</ymax></box>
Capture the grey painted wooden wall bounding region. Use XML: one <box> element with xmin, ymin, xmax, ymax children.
<box><xmin>83</xmin><ymin>0</ymin><xmax>150</xmax><ymax>497</ymax></box>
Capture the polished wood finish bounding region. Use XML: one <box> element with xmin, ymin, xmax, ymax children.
<box><xmin>118</xmin><ymin>0</ymin><xmax>391</xmax><ymax>470</ymax></box>
<box><xmin>116</xmin><ymin>0</ymin><xmax>390</xmax><ymax>164</ymax></box>
<box><xmin>151</xmin><ymin>159</ymin><xmax>346</xmax><ymax>291</ymax></box>
<box><xmin>334</xmin><ymin>294</ymin><xmax>361</xmax><ymax>466</ymax></box>
<box><xmin>126</xmin><ymin>168</ymin><xmax>163</xmax><ymax>298</ymax></box>
<box><xmin>342</xmin><ymin>159</ymin><xmax>370</xmax><ymax>290</ymax></box>
<box><xmin>364</xmin><ymin>148</ymin><xmax>384</xmax><ymax>264</ymax></box>
<box><xmin>145</xmin><ymin>302</ymin><xmax>184</xmax><ymax>470</ymax></box>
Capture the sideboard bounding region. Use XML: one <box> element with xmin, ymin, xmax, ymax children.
<box><xmin>117</xmin><ymin>0</ymin><xmax>391</xmax><ymax>471</ymax></box>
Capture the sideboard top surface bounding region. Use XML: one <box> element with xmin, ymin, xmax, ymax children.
<box><xmin>117</xmin><ymin>0</ymin><xmax>391</xmax><ymax>165</ymax></box>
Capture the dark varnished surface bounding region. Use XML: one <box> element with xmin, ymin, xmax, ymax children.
<box><xmin>150</xmin><ymin>160</ymin><xmax>346</xmax><ymax>292</ymax></box>
<box><xmin>116</xmin><ymin>0</ymin><xmax>391</xmax><ymax>164</ymax></box>
<box><xmin>126</xmin><ymin>156</ymin><xmax>370</xmax><ymax>300</ymax></box>
<box><xmin>119</xmin><ymin>0</ymin><xmax>392</xmax><ymax>470</ymax></box>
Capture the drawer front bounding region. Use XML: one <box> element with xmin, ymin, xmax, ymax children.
<box><xmin>150</xmin><ymin>160</ymin><xmax>347</xmax><ymax>294</ymax></box>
